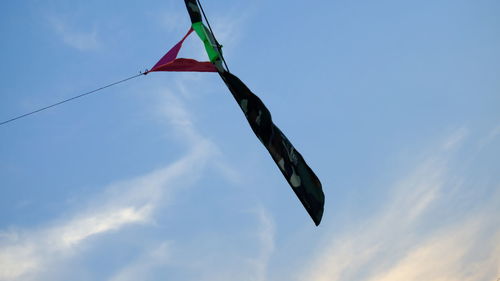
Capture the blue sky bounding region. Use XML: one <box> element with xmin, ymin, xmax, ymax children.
<box><xmin>1</xmin><ymin>0</ymin><xmax>499</xmax><ymax>280</ymax></box>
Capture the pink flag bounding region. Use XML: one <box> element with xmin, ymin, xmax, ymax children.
<box><xmin>148</xmin><ymin>28</ymin><xmax>217</xmax><ymax>73</ymax></box>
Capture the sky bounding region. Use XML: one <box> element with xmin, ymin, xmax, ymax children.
<box><xmin>0</xmin><ymin>0</ymin><xmax>499</xmax><ymax>280</ymax></box>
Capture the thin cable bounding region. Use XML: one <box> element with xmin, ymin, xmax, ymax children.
<box><xmin>196</xmin><ymin>0</ymin><xmax>230</xmax><ymax>72</ymax></box>
<box><xmin>0</xmin><ymin>73</ymin><xmax>144</xmax><ymax>127</ymax></box>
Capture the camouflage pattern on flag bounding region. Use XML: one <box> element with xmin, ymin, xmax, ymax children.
<box><xmin>219</xmin><ymin>71</ymin><xmax>325</xmax><ymax>225</ymax></box>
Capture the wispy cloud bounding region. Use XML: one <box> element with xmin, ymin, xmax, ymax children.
<box><xmin>49</xmin><ymin>16</ymin><xmax>100</xmax><ymax>51</ymax></box>
<box><xmin>365</xmin><ymin>218</ymin><xmax>500</xmax><ymax>281</ymax></box>
<box><xmin>248</xmin><ymin>208</ymin><xmax>276</xmax><ymax>281</ymax></box>
<box><xmin>159</xmin><ymin>11</ymin><xmax>187</xmax><ymax>34</ymax></box>
<box><xmin>299</xmin><ymin>129</ymin><xmax>500</xmax><ymax>281</ymax></box>
<box><xmin>107</xmin><ymin>241</ymin><xmax>171</xmax><ymax>281</ymax></box>
<box><xmin>0</xmin><ymin>205</ymin><xmax>151</xmax><ymax>280</ymax></box>
<box><xmin>105</xmin><ymin>207</ymin><xmax>276</xmax><ymax>281</ymax></box>
<box><xmin>0</xmin><ymin>80</ymin><xmax>219</xmax><ymax>280</ymax></box>
<box><xmin>479</xmin><ymin>125</ymin><xmax>500</xmax><ymax>149</ymax></box>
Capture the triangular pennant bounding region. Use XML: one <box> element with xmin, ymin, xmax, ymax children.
<box><xmin>148</xmin><ymin>28</ymin><xmax>217</xmax><ymax>73</ymax></box>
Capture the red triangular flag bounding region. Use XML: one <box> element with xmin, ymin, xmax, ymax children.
<box><xmin>148</xmin><ymin>28</ymin><xmax>217</xmax><ymax>73</ymax></box>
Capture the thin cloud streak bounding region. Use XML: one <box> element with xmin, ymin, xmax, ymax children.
<box><xmin>366</xmin><ymin>218</ymin><xmax>500</xmax><ymax>281</ymax></box>
<box><xmin>249</xmin><ymin>208</ymin><xmax>276</xmax><ymax>281</ymax></box>
<box><xmin>154</xmin><ymin>208</ymin><xmax>276</xmax><ymax>281</ymax></box>
<box><xmin>106</xmin><ymin>208</ymin><xmax>276</xmax><ymax>281</ymax></box>
<box><xmin>107</xmin><ymin>241</ymin><xmax>171</xmax><ymax>281</ymax></box>
<box><xmin>299</xmin><ymin>129</ymin><xmax>500</xmax><ymax>281</ymax></box>
<box><xmin>0</xmin><ymin>83</ymin><xmax>219</xmax><ymax>280</ymax></box>
<box><xmin>49</xmin><ymin>16</ymin><xmax>100</xmax><ymax>51</ymax></box>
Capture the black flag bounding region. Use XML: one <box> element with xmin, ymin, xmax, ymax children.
<box><xmin>220</xmin><ymin>71</ymin><xmax>325</xmax><ymax>225</ymax></box>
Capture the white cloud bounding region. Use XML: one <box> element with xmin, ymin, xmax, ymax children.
<box><xmin>479</xmin><ymin>125</ymin><xmax>500</xmax><ymax>149</ymax></box>
<box><xmin>0</xmin><ymin>205</ymin><xmax>152</xmax><ymax>280</ymax></box>
<box><xmin>0</xmin><ymin>140</ymin><xmax>213</xmax><ymax>281</ymax></box>
<box><xmin>158</xmin><ymin>90</ymin><xmax>204</xmax><ymax>145</ymax></box>
<box><xmin>246</xmin><ymin>207</ymin><xmax>276</xmax><ymax>281</ymax></box>
<box><xmin>441</xmin><ymin>127</ymin><xmax>468</xmax><ymax>151</ymax></box>
<box><xmin>0</xmin><ymin>80</ymin><xmax>219</xmax><ymax>280</ymax></box>
<box><xmin>107</xmin><ymin>241</ymin><xmax>171</xmax><ymax>281</ymax></box>
<box><xmin>154</xmin><ymin>207</ymin><xmax>276</xmax><ymax>281</ymax></box>
<box><xmin>298</xmin><ymin>129</ymin><xmax>500</xmax><ymax>281</ymax></box>
<box><xmin>105</xmin><ymin>207</ymin><xmax>276</xmax><ymax>281</ymax></box>
<box><xmin>159</xmin><ymin>11</ymin><xmax>187</xmax><ymax>34</ymax></box>
<box><xmin>49</xmin><ymin>17</ymin><xmax>100</xmax><ymax>51</ymax></box>
<box><xmin>365</xmin><ymin>219</ymin><xmax>500</xmax><ymax>281</ymax></box>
